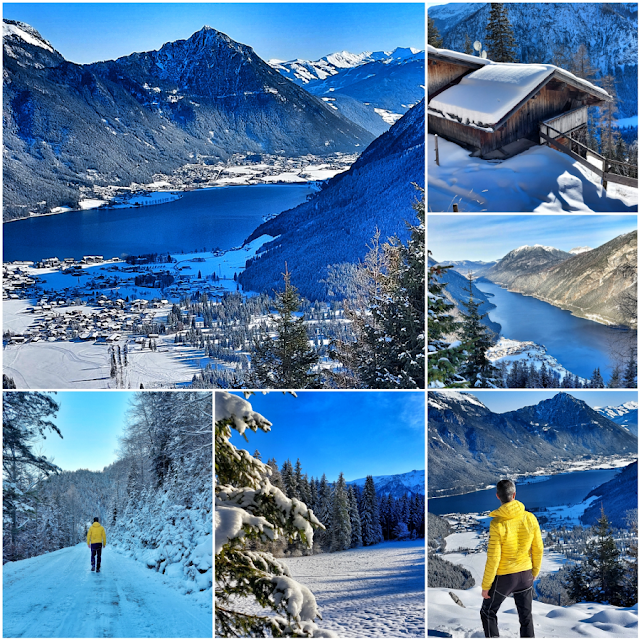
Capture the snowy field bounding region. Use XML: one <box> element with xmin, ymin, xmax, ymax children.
<box><xmin>428</xmin><ymin>134</ymin><xmax>638</xmax><ymax>212</ymax></box>
<box><xmin>3</xmin><ymin>544</ymin><xmax>212</xmax><ymax>638</ymax></box>
<box><xmin>234</xmin><ymin>540</ymin><xmax>424</xmax><ymax>638</ymax></box>
<box><xmin>430</xmin><ymin>520</ymin><xmax>637</xmax><ymax>637</ymax></box>
<box><xmin>429</xmin><ymin>585</ymin><xmax>637</xmax><ymax>638</ymax></box>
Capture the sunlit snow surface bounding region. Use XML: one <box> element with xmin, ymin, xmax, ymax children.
<box><xmin>233</xmin><ymin>540</ymin><xmax>425</xmax><ymax>637</ymax></box>
<box><xmin>3</xmin><ymin>544</ymin><xmax>212</xmax><ymax>638</ymax></box>
<box><xmin>428</xmin><ymin>134</ymin><xmax>638</xmax><ymax>212</ymax></box>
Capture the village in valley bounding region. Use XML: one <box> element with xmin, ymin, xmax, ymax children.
<box><xmin>2</xmin><ymin>240</ymin><xmax>350</xmax><ymax>389</ymax></box>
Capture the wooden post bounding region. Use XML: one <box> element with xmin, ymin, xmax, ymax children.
<box><xmin>435</xmin><ymin>134</ymin><xmax>440</xmax><ymax>166</ymax></box>
<box><xmin>603</xmin><ymin>163</ymin><xmax>608</xmax><ymax>191</ymax></box>
<box><xmin>452</xmin><ymin>203</ymin><xmax>459</xmax><ymax>212</ymax></box>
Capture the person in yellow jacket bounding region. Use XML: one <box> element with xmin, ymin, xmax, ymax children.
<box><xmin>87</xmin><ymin>517</ymin><xmax>107</xmax><ymax>573</ymax></box>
<box><xmin>480</xmin><ymin>479</ymin><xmax>543</xmax><ymax>638</ymax></box>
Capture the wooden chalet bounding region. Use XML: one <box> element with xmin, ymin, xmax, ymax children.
<box><xmin>427</xmin><ymin>45</ymin><xmax>611</xmax><ymax>159</ymax></box>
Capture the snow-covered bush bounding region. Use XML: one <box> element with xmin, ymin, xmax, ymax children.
<box><xmin>215</xmin><ymin>392</ymin><xmax>335</xmax><ymax>638</ymax></box>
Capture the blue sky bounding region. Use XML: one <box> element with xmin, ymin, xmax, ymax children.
<box><xmin>228</xmin><ymin>391</ymin><xmax>425</xmax><ymax>482</ymax></box>
<box><xmin>3</xmin><ymin>3</ymin><xmax>425</xmax><ymax>64</ymax></box>
<box><xmin>37</xmin><ymin>392</ymin><xmax>131</xmax><ymax>471</ymax></box>
<box><xmin>451</xmin><ymin>390</ymin><xmax>638</xmax><ymax>414</ymax></box>
<box><xmin>428</xmin><ymin>214</ymin><xmax>638</xmax><ymax>262</ymax></box>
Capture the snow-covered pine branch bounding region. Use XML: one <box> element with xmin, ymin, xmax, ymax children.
<box><xmin>215</xmin><ymin>391</ymin><xmax>334</xmax><ymax>638</ymax></box>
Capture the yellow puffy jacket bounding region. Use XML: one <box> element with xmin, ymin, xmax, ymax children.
<box><xmin>481</xmin><ymin>500</ymin><xmax>543</xmax><ymax>590</ymax></box>
<box><xmin>87</xmin><ymin>522</ymin><xmax>107</xmax><ymax>546</ymax></box>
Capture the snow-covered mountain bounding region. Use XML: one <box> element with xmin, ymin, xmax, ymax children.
<box><xmin>569</xmin><ymin>246</ymin><xmax>592</xmax><ymax>255</ymax></box>
<box><xmin>485</xmin><ymin>245</ymin><xmax>571</xmax><ymax>286</ymax></box>
<box><xmin>595</xmin><ymin>401</ymin><xmax>639</xmax><ymax>436</ymax></box>
<box><xmin>271</xmin><ymin>48</ymin><xmax>425</xmax><ymax>136</ymax></box>
<box><xmin>239</xmin><ymin>100</ymin><xmax>425</xmax><ymax>300</ymax></box>
<box><xmin>3</xmin><ymin>21</ymin><xmax>374</xmax><ymax>220</ymax></box>
<box><xmin>428</xmin><ymin>2</ymin><xmax>638</xmax><ymax>118</ymax></box>
<box><xmin>503</xmin><ymin>231</ymin><xmax>638</xmax><ymax>327</ymax></box>
<box><xmin>348</xmin><ymin>469</ymin><xmax>424</xmax><ymax>498</ymax></box>
<box><xmin>428</xmin><ymin>391</ymin><xmax>637</xmax><ymax>497</ymax></box>
<box><xmin>443</xmin><ymin>259</ymin><xmax>497</xmax><ymax>277</ymax></box>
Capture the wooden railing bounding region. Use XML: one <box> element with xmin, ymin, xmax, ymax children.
<box><xmin>539</xmin><ymin>122</ymin><xmax>638</xmax><ymax>189</ymax></box>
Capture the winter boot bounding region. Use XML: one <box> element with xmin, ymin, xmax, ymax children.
<box><xmin>96</xmin><ymin>566</ymin><xmax>101</xmax><ymax>573</ymax></box>
<box><xmin>91</xmin><ymin>567</ymin><xmax>95</xmax><ymax>571</ymax></box>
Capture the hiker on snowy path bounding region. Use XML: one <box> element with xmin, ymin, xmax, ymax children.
<box><xmin>87</xmin><ymin>517</ymin><xmax>107</xmax><ymax>573</ymax></box>
<box><xmin>480</xmin><ymin>479</ymin><xmax>543</xmax><ymax>638</ymax></box>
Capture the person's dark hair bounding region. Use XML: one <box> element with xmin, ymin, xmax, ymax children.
<box><xmin>497</xmin><ymin>479</ymin><xmax>516</xmax><ymax>503</ymax></box>
<box><xmin>94</xmin><ymin>517</ymin><xmax>99</xmax><ymax>522</ymax></box>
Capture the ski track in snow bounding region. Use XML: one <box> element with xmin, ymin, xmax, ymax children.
<box><xmin>3</xmin><ymin>544</ymin><xmax>212</xmax><ymax>638</ymax></box>
<box><xmin>236</xmin><ymin>540</ymin><xmax>424</xmax><ymax>638</ymax></box>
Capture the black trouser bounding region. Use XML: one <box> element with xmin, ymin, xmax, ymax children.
<box><xmin>90</xmin><ymin>543</ymin><xmax>102</xmax><ymax>570</ymax></box>
<box><xmin>480</xmin><ymin>569</ymin><xmax>534</xmax><ymax>638</ymax></box>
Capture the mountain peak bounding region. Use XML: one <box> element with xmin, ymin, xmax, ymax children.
<box><xmin>3</xmin><ymin>19</ymin><xmax>56</xmax><ymax>54</ymax></box>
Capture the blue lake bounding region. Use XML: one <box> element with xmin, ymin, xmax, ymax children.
<box><xmin>3</xmin><ymin>184</ymin><xmax>314</xmax><ymax>262</ymax></box>
<box><xmin>476</xmin><ymin>280</ymin><xmax>634</xmax><ymax>380</ymax></box>
<box><xmin>428</xmin><ymin>467</ymin><xmax>620</xmax><ymax>515</ymax></box>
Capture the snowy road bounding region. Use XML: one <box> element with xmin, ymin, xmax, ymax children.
<box><xmin>3</xmin><ymin>544</ymin><xmax>212</xmax><ymax>638</ymax></box>
<box><xmin>283</xmin><ymin>540</ymin><xmax>424</xmax><ymax>638</ymax></box>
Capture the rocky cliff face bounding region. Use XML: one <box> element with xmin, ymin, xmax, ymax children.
<box><xmin>428</xmin><ymin>390</ymin><xmax>637</xmax><ymax>497</ymax></box>
<box><xmin>429</xmin><ymin>2</ymin><xmax>638</xmax><ymax>118</ymax></box>
<box><xmin>507</xmin><ymin>231</ymin><xmax>637</xmax><ymax>327</ymax></box>
<box><xmin>3</xmin><ymin>21</ymin><xmax>374</xmax><ymax>220</ymax></box>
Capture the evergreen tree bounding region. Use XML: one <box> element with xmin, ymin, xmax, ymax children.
<box><xmin>348</xmin><ymin>486</ymin><xmax>363</xmax><ymax>548</ymax></box>
<box><xmin>565</xmin><ymin>509</ymin><xmax>626</xmax><ymax>606</ymax></box>
<box><xmin>428</xmin><ymin>16</ymin><xmax>443</xmax><ymax>48</ymax></box>
<box><xmin>590</xmin><ymin>367</ymin><xmax>605</xmax><ymax>388</ymax></box>
<box><xmin>330</xmin><ymin>473</ymin><xmax>352</xmax><ymax>552</ymax></box>
<box><xmin>315</xmin><ymin>474</ymin><xmax>333</xmax><ymax>552</ymax></box>
<box><xmin>360</xmin><ymin>476</ymin><xmax>383</xmax><ymax>546</ymax></box>
<box><xmin>280</xmin><ymin>459</ymin><xmax>299</xmax><ymax>499</ymax></box>
<box><xmin>3</xmin><ymin>392</ymin><xmax>62</xmax><ymax>561</ymax></box>
<box><xmin>485</xmin><ymin>3</ymin><xmax>518</xmax><ymax>63</ymax></box>
<box><xmin>427</xmin><ymin>253</ymin><xmax>467</xmax><ymax>388</ymax></box>
<box><xmin>623</xmin><ymin>352</ymin><xmax>637</xmax><ymax>388</ymax></box>
<box><xmin>463</xmin><ymin>33</ymin><xmax>473</xmax><ymax>55</ymax></box>
<box><xmin>215</xmin><ymin>392</ymin><xmax>327</xmax><ymax>637</ymax></box>
<box><xmin>623</xmin><ymin>509</ymin><xmax>638</xmax><ymax>606</ymax></box>
<box><xmin>459</xmin><ymin>274</ymin><xmax>499</xmax><ymax>387</ymax></box>
<box><xmin>608</xmin><ymin>364</ymin><xmax>622</xmax><ymax>388</ymax></box>
<box><xmin>251</xmin><ymin>268</ymin><xmax>320</xmax><ymax>389</ymax></box>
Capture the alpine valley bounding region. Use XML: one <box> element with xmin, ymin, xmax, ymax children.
<box><xmin>2</xmin><ymin>15</ymin><xmax>426</xmax><ymax>390</ymax></box>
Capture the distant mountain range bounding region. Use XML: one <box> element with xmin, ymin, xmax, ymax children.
<box><xmin>485</xmin><ymin>231</ymin><xmax>638</xmax><ymax>325</ymax></box>
<box><xmin>270</xmin><ymin>48</ymin><xmax>424</xmax><ymax>136</ymax></box>
<box><xmin>240</xmin><ymin>99</ymin><xmax>425</xmax><ymax>300</ymax></box>
<box><xmin>484</xmin><ymin>245</ymin><xmax>572</xmax><ymax>286</ymax></box>
<box><xmin>348</xmin><ymin>469</ymin><xmax>425</xmax><ymax>498</ymax></box>
<box><xmin>595</xmin><ymin>401</ymin><xmax>638</xmax><ymax>436</ymax></box>
<box><xmin>444</xmin><ymin>260</ymin><xmax>497</xmax><ymax>278</ymax></box>
<box><xmin>428</xmin><ymin>391</ymin><xmax>637</xmax><ymax>497</ymax></box>
<box><xmin>428</xmin><ymin>256</ymin><xmax>500</xmax><ymax>333</ymax></box>
<box><xmin>3</xmin><ymin>20</ymin><xmax>375</xmax><ymax>220</ymax></box>
<box><xmin>428</xmin><ymin>2</ymin><xmax>638</xmax><ymax>119</ymax></box>
<box><xmin>480</xmin><ymin>232</ymin><xmax>638</xmax><ymax>327</ymax></box>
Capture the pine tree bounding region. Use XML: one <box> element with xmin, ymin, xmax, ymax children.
<box><xmin>215</xmin><ymin>392</ymin><xmax>328</xmax><ymax>637</ymax></box>
<box><xmin>348</xmin><ymin>486</ymin><xmax>363</xmax><ymax>548</ymax></box>
<box><xmin>463</xmin><ymin>33</ymin><xmax>473</xmax><ymax>55</ymax></box>
<box><xmin>280</xmin><ymin>459</ymin><xmax>299</xmax><ymax>499</ymax></box>
<box><xmin>428</xmin><ymin>16</ymin><xmax>443</xmax><ymax>48</ymax></box>
<box><xmin>590</xmin><ymin>367</ymin><xmax>605</xmax><ymax>388</ymax></box>
<box><xmin>251</xmin><ymin>268</ymin><xmax>321</xmax><ymax>389</ymax></box>
<box><xmin>360</xmin><ymin>476</ymin><xmax>383</xmax><ymax>546</ymax></box>
<box><xmin>485</xmin><ymin>3</ymin><xmax>518</xmax><ymax>63</ymax></box>
<box><xmin>315</xmin><ymin>474</ymin><xmax>333</xmax><ymax>552</ymax></box>
<box><xmin>608</xmin><ymin>364</ymin><xmax>622</xmax><ymax>388</ymax></box>
<box><xmin>623</xmin><ymin>509</ymin><xmax>638</xmax><ymax>606</ymax></box>
<box><xmin>459</xmin><ymin>274</ymin><xmax>499</xmax><ymax>388</ymax></box>
<box><xmin>427</xmin><ymin>253</ymin><xmax>467</xmax><ymax>388</ymax></box>
<box><xmin>623</xmin><ymin>352</ymin><xmax>637</xmax><ymax>388</ymax></box>
<box><xmin>565</xmin><ymin>508</ymin><xmax>626</xmax><ymax>606</ymax></box>
<box><xmin>330</xmin><ymin>473</ymin><xmax>352</xmax><ymax>552</ymax></box>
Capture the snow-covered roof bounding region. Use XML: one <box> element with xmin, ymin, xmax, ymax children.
<box><xmin>428</xmin><ymin>47</ymin><xmax>611</xmax><ymax>130</ymax></box>
<box><xmin>427</xmin><ymin>44</ymin><xmax>492</xmax><ymax>68</ymax></box>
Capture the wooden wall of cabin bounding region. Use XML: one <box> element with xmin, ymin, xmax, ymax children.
<box><xmin>428</xmin><ymin>60</ymin><xmax>470</xmax><ymax>98</ymax></box>
<box><xmin>428</xmin><ymin>115</ymin><xmax>487</xmax><ymax>152</ymax></box>
<box><xmin>479</xmin><ymin>85</ymin><xmax>587</xmax><ymax>154</ymax></box>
